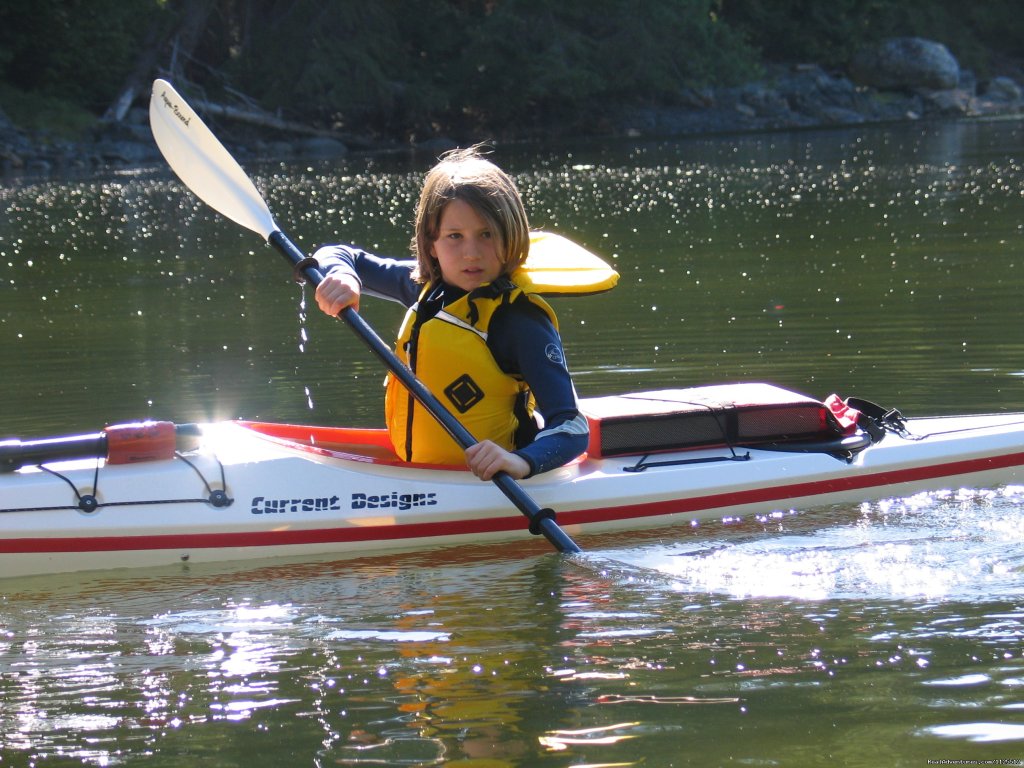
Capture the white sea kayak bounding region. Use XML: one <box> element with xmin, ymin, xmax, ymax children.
<box><xmin>3</xmin><ymin>382</ymin><xmax>1024</xmax><ymax>579</ymax></box>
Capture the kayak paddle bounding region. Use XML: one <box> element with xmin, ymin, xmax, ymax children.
<box><xmin>148</xmin><ymin>78</ymin><xmax>582</xmax><ymax>555</ymax></box>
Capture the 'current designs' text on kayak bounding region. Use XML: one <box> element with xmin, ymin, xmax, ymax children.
<box><xmin>250</xmin><ymin>493</ymin><xmax>440</xmax><ymax>514</ymax></box>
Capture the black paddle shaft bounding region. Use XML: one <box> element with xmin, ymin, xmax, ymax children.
<box><xmin>267</xmin><ymin>230</ymin><xmax>582</xmax><ymax>554</ymax></box>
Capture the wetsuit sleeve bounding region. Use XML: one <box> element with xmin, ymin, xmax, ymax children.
<box><xmin>488</xmin><ymin>301</ymin><xmax>589</xmax><ymax>477</ymax></box>
<box><xmin>312</xmin><ymin>244</ymin><xmax>420</xmax><ymax>307</ymax></box>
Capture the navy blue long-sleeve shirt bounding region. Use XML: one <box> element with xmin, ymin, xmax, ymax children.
<box><xmin>313</xmin><ymin>244</ymin><xmax>589</xmax><ymax>476</ymax></box>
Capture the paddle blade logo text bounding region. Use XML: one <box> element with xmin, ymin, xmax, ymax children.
<box><xmin>157</xmin><ymin>89</ymin><xmax>191</xmax><ymax>127</ymax></box>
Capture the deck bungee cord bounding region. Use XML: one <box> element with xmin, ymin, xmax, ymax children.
<box><xmin>1</xmin><ymin>445</ymin><xmax>231</xmax><ymax>515</ymax></box>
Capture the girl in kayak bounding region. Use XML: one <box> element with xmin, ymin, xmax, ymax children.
<box><xmin>313</xmin><ymin>147</ymin><xmax>589</xmax><ymax>481</ymax></box>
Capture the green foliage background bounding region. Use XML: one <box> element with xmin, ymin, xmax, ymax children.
<box><xmin>0</xmin><ymin>0</ymin><xmax>1020</xmax><ymax>141</ymax></box>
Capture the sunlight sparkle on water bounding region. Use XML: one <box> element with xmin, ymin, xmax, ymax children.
<box><xmin>925</xmin><ymin>722</ymin><xmax>1024</xmax><ymax>743</ymax></box>
<box><xmin>619</xmin><ymin>486</ymin><xmax>1024</xmax><ymax>601</ymax></box>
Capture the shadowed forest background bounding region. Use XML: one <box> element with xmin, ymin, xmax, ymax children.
<box><xmin>1</xmin><ymin>0</ymin><xmax>1022</xmax><ymax>145</ymax></box>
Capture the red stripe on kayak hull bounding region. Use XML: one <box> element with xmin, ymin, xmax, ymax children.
<box><xmin>3</xmin><ymin>452</ymin><xmax>1023</xmax><ymax>555</ymax></box>
<box><xmin>0</xmin><ymin>515</ymin><xmax>520</xmax><ymax>554</ymax></box>
<box><xmin>561</xmin><ymin>451</ymin><xmax>1024</xmax><ymax>525</ymax></box>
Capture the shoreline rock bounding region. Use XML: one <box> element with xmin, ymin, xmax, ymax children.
<box><xmin>850</xmin><ymin>37</ymin><xmax>960</xmax><ymax>91</ymax></box>
<box><xmin>618</xmin><ymin>55</ymin><xmax>1022</xmax><ymax>140</ymax></box>
<box><xmin>2</xmin><ymin>38</ymin><xmax>1022</xmax><ymax>178</ymax></box>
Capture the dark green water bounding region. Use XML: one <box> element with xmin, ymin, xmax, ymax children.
<box><xmin>1</xmin><ymin>119</ymin><xmax>1023</xmax><ymax>766</ymax></box>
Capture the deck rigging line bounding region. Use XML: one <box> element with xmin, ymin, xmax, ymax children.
<box><xmin>0</xmin><ymin>451</ymin><xmax>232</xmax><ymax>514</ymax></box>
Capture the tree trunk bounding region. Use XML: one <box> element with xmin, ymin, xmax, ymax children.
<box><xmin>103</xmin><ymin>0</ymin><xmax>218</xmax><ymax>123</ymax></box>
<box><xmin>166</xmin><ymin>0</ymin><xmax>218</xmax><ymax>83</ymax></box>
<box><xmin>190</xmin><ymin>97</ymin><xmax>344</xmax><ymax>139</ymax></box>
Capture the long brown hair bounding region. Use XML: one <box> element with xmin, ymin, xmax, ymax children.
<box><xmin>411</xmin><ymin>146</ymin><xmax>530</xmax><ymax>284</ymax></box>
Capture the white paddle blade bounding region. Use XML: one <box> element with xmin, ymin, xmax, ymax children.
<box><xmin>149</xmin><ymin>79</ymin><xmax>277</xmax><ymax>239</ymax></box>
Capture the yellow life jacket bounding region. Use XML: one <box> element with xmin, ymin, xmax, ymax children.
<box><xmin>385</xmin><ymin>278</ymin><xmax>558</xmax><ymax>465</ymax></box>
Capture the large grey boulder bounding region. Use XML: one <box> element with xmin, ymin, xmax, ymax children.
<box><xmin>850</xmin><ymin>37</ymin><xmax>960</xmax><ymax>91</ymax></box>
<box><xmin>984</xmin><ymin>76</ymin><xmax>1023</xmax><ymax>103</ymax></box>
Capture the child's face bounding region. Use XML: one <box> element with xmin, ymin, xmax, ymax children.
<box><xmin>431</xmin><ymin>198</ymin><xmax>503</xmax><ymax>291</ymax></box>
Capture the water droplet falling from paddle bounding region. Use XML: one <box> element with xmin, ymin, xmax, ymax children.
<box><xmin>297</xmin><ymin>285</ymin><xmax>315</xmax><ymax>411</ymax></box>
